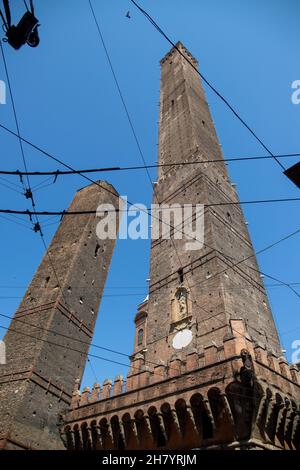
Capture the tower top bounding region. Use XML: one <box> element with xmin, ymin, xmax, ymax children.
<box><xmin>160</xmin><ymin>41</ymin><xmax>198</xmax><ymax>66</ymax></box>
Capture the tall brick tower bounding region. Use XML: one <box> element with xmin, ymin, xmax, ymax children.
<box><xmin>0</xmin><ymin>181</ymin><xmax>120</xmax><ymax>450</ymax></box>
<box><xmin>62</xmin><ymin>44</ymin><xmax>299</xmax><ymax>450</ymax></box>
<box><xmin>141</xmin><ymin>43</ymin><xmax>282</xmax><ymax>367</ymax></box>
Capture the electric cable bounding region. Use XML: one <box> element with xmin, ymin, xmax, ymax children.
<box><xmin>0</xmin><ymin>152</ymin><xmax>299</xmax><ymax>177</ymax></box>
<box><xmin>129</xmin><ymin>0</ymin><xmax>287</xmax><ymax>172</ymax></box>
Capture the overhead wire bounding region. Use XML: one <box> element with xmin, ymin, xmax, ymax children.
<box><xmin>0</xmin><ymin>121</ymin><xmax>297</xmax><ymax>368</ymax></box>
<box><xmin>87</xmin><ymin>0</ymin><xmax>299</xmax><ymax>344</ymax></box>
<box><xmin>0</xmin><ymin>321</ymin><xmax>268</xmax><ymax>401</ymax></box>
<box><xmin>129</xmin><ymin>0</ymin><xmax>287</xmax><ymax>172</ymax></box>
<box><xmin>0</xmin><ymin>41</ymin><xmax>70</xmax><ymax>316</ymax></box>
<box><xmin>0</xmin><ymin>309</ymin><xmax>296</xmax><ymax>395</ymax></box>
<box><xmin>0</xmin><ymin>152</ymin><xmax>299</xmax><ymax>177</ymax></box>
<box><xmin>0</xmin><ymin>121</ymin><xmax>298</xmax><ymax>357</ymax></box>
<box><xmin>0</xmin><ymin>120</ymin><xmax>298</xmax><ymax>264</ymax></box>
<box><xmin>0</xmin><ymin>213</ymin><xmax>32</xmax><ymax>230</ymax></box>
<box><xmin>0</xmin><ymin>196</ymin><xmax>299</xmax><ymax>217</ymax></box>
<box><xmin>0</xmin><ymin>3</ymin><xmax>298</xmax><ymax>384</ymax></box>
<box><xmin>0</xmin><ymin>313</ymin><xmax>179</xmax><ymax>376</ymax></box>
<box><xmin>0</xmin><ymin>282</ymin><xmax>299</xmax><ymax>291</ymax></box>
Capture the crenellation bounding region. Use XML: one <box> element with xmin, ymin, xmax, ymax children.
<box><xmin>267</xmin><ymin>350</ymin><xmax>281</xmax><ymax>374</ymax></box>
<box><xmin>168</xmin><ymin>357</ymin><xmax>182</xmax><ymax>377</ymax></box>
<box><xmin>254</xmin><ymin>342</ymin><xmax>268</xmax><ymax>365</ymax></box>
<box><xmin>279</xmin><ymin>357</ymin><xmax>292</xmax><ymax>380</ymax></box>
<box><xmin>1</xmin><ymin>41</ymin><xmax>298</xmax><ymax>451</ymax></box>
<box><xmin>80</xmin><ymin>387</ymin><xmax>90</xmax><ymax>406</ymax></box>
<box><xmin>137</xmin><ymin>367</ymin><xmax>151</xmax><ymax>389</ymax></box>
<box><xmin>290</xmin><ymin>366</ymin><xmax>300</xmax><ymax>386</ymax></box>
<box><xmin>102</xmin><ymin>380</ymin><xmax>112</xmax><ymax>400</ymax></box>
<box><xmin>113</xmin><ymin>376</ymin><xmax>124</xmax><ymax>396</ymax></box>
<box><xmin>60</xmin><ymin>43</ymin><xmax>300</xmax><ymax>450</ymax></box>
<box><xmin>203</xmin><ymin>342</ymin><xmax>219</xmax><ymax>365</ymax></box>
<box><xmin>151</xmin><ymin>363</ymin><xmax>166</xmax><ymax>384</ymax></box>
<box><xmin>186</xmin><ymin>350</ymin><xmax>199</xmax><ymax>370</ymax></box>
<box><xmin>90</xmin><ymin>383</ymin><xmax>101</xmax><ymax>402</ymax></box>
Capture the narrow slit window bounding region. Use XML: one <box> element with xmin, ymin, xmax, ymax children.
<box><xmin>178</xmin><ymin>268</ymin><xmax>184</xmax><ymax>284</ymax></box>
<box><xmin>94</xmin><ymin>244</ymin><xmax>100</xmax><ymax>258</ymax></box>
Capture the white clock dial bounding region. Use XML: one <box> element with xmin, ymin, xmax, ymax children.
<box><xmin>172</xmin><ymin>329</ymin><xmax>193</xmax><ymax>350</ymax></box>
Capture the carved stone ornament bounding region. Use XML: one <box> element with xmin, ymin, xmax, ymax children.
<box><xmin>170</xmin><ymin>286</ymin><xmax>192</xmax><ymax>331</ymax></box>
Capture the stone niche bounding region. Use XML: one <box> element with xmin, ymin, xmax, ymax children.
<box><xmin>170</xmin><ymin>286</ymin><xmax>192</xmax><ymax>332</ymax></box>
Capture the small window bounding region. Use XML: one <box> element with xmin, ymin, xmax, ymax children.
<box><xmin>137</xmin><ymin>329</ymin><xmax>143</xmax><ymax>347</ymax></box>
<box><xmin>178</xmin><ymin>268</ymin><xmax>184</xmax><ymax>284</ymax></box>
<box><xmin>94</xmin><ymin>244</ymin><xmax>100</xmax><ymax>258</ymax></box>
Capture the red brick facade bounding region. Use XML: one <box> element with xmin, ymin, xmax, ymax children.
<box><xmin>62</xmin><ymin>319</ymin><xmax>300</xmax><ymax>450</ymax></box>
<box><xmin>0</xmin><ymin>182</ymin><xmax>120</xmax><ymax>450</ymax></box>
<box><xmin>0</xmin><ymin>43</ymin><xmax>299</xmax><ymax>451</ymax></box>
<box><xmin>61</xmin><ymin>43</ymin><xmax>300</xmax><ymax>451</ymax></box>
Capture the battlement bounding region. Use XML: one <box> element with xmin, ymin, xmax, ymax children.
<box><xmin>63</xmin><ymin>319</ymin><xmax>300</xmax><ymax>451</ymax></box>
<box><xmin>70</xmin><ymin>320</ymin><xmax>300</xmax><ymax>411</ymax></box>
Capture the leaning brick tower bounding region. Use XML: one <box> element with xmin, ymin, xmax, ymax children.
<box><xmin>0</xmin><ymin>181</ymin><xmax>120</xmax><ymax>450</ymax></box>
<box><xmin>143</xmin><ymin>42</ymin><xmax>282</xmax><ymax>366</ymax></box>
<box><xmin>61</xmin><ymin>44</ymin><xmax>300</xmax><ymax>451</ymax></box>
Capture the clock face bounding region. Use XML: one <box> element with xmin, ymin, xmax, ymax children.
<box><xmin>172</xmin><ymin>329</ymin><xmax>193</xmax><ymax>350</ymax></box>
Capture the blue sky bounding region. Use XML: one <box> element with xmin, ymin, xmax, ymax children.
<box><xmin>0</xmin><ymin>0</ymin><xmax>299</xmax><ymax>389</ymax></box>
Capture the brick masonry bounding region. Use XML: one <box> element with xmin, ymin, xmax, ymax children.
<box><xmin>61</xmin><ymin>43</ymin><xmax>299</xmax><ymax>451</ymax></box>
<box><xmin>1</xmin><ymin>42</ymin><xmax>299</xmax><ymax>451</ymax></box>
<box><xmin>0</xmin><ymin>181</ymin><xmax>120</xmax><ymax>450</ymax></box>
<box><xmin>142</xmin><ymin>42</ymin><xmax>281</xmax><ymax>368</ymax></box>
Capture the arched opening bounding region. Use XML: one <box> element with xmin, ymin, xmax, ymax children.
<box><xmin>99</xmin><ymin>418</ymin><xmax>113</xmax><ymax>450</ymax></box>
<box><xmin>120</xmin><ymin>412</ymin><xmax>142</xmax><ymax>450</ymax></box>
<box><xmin>81</xmin><ymin>422</ymin><xmax>91</xmax><ymax>451</ymax></box>
<box><xmin>266</xmin><ymin>393</ymin><xmax>283</xmax><ymax>443</ymax></box>
<box><xmin>148</xmin><ymin>406</ymin><xmax>167</xmax><ymax>448</ymax></box>
<box><xmin>174</xmin><ymin>399</ymin><xmax>188</xmax><ymax>437</ymax></box>
<box><xmin>63</xmin><ymin>426</ymin><xmax>73</xmax><ymax>450</ymax></box>
<box><xmin>111</xmin><ymin>415</ymin><xmax>125</xmax><ymax>450</ymax></box>
<box><xmin>90</xmin><ymin>420</ymin><xmax>100</xmax><ymax>450</ymax></box>
<box><xmin>225</xmin><ymin>381</ymin><xmax>264</xmax><ymax>441</ymax></box>
<box><xmin>190</xmin><ymin>393</ymin><xmax>214</xmax><ymax>440</ymax></box>
<box><xmin>160</xmin><ymin>402</ymin><xmax>173</xmax><ymax>442</ymax></box>
<box><xmin>208</xmin><ymin>388</ymin><xmax>234</xmax><ymax>442</ymax></box>
<box><xmin>137</xmin><ymin>328</ymin><xmax>143</xmax><ymax>347</ymax></box>
<box><xmin>73</xmin><ymin>424</ymin><xmax>82</xmax><ymax>451</ymax></box>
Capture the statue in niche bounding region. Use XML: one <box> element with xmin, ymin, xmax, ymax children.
<box><xmin>171</xmin><ymin>286</ymin><xmax>191</xmax><ymax>328</ymax></box>
<box><xmin>178</xmin><ymin>289</ymin><xmax>188</xmax><ymax>317</ymax></box>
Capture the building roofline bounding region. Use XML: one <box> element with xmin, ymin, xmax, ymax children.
<box><xmin>76</xmin><ymin>180</ymin><xmax>119</xmax><ymax>195</ymax></box>
<box><xmin>160</xmin><ymin>41</ymin><xmax>198</xmax><ymax>66</ymax></box>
